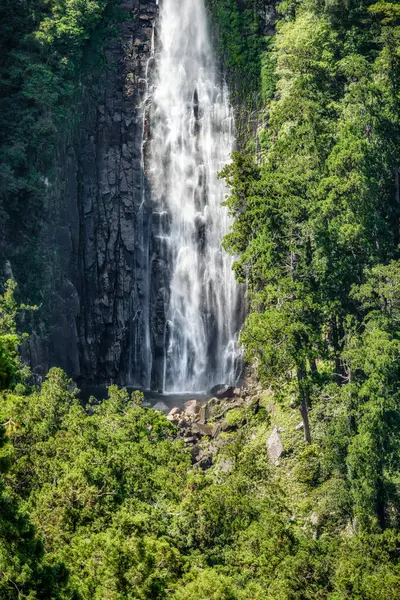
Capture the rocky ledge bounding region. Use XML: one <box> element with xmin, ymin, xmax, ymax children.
<box><xmin>154</xmin><ymin>385</ymin><xmax>264</xmax><ymax>470</ymax></box>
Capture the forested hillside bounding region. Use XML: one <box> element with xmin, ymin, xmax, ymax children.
<box><xmin>2</xmin><ymin>0</ymin><xmax>400</xmax><ymax>598</ymax></box>
<box><xmin>222</xmin><ymin>0</ymin><xmax>400</xmax><ymax>526</ymax></box>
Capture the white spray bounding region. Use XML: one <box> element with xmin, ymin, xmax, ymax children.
<box><xmin>149</xmin><ymin>0</ymin><xmax>241</xmax><ymax>392</ymax></box>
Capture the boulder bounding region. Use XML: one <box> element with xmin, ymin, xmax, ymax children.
<box><xmin>198</xmin><ymin>405</ymin><xmax>207</xmax><ymax>424</ymax></box>
<box><xmin>190</xmin><ymin>444</ymin><xmax>201</xmax><ymax>462</ymax></box>
<box><xmin>250</xmin><ymin>395</ymin><xmax>261</xmax><ymax>414</ymax></box>
<box><xmin>206</xmin><ymin>397</ymin><xmax>220</xmax><ymax>418</ymax></box>
<box><xmin>221</xmin><ymin>420</ymin><xmax>231</xmax><ymax>432</ymax></box>
<box><xmin>191</xmin><ymin>423</ymin><xmax>214</xmax><ymax>436</ymax></box>
<box><xmin>183</xmin><ymin>399</ymin><xmax>202</xmax><ymax>418</ymax></box>
<box><xmin>218</xmin><ymin>458</ymin><xmax>234</xmax><ymax>473</ymax></box>
<box><xmin>209</xmin><ymin>384</ymin><xmax>235</xmax><ymax>399</ymax></box>
<box><xmin>183</xmin><ymin>436</ymin><xmax>197</xmax><ymax>445</ymax></box>
<box><xmin>212</xmin><ymin>400</ymin><xmax>245</xmax><ymax>422</ymax></box>
<box><xmin>168</xmin><ymin>407</ymin><xmax>181</xmax><ymax>417</ymax></box>
<box><xmin>211</xmin><ymin>423</ymin><xmax>222</xmax><ymax>437</ymax></box>
<box><xmin>208</xmin><ymin>397</ymin><xmax>219</xmax><ymax>407</ymax></box>
<box><xmin>195</xmin><ymin>454</ymin><xmax>213</xmax><ymax>470</ymax></box>
<box><xmin>267</xmin><ymin>426</ymin><xmax>284</xmax><ymax>466</ymax></box>
<box><xmin>167</xmin><ymin>414</ymin><xmax>179</xmax><ymax>422</ymax></box>
<box><xmin>152</xmin><ymin>401</ymin><xmax>170</xmax><ymax>414</ymax></box>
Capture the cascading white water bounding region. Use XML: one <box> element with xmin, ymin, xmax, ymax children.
<box><xmin>149</xmin><ymin>0</ymin><xmax>241</xmax><ymax>392</ymax></box>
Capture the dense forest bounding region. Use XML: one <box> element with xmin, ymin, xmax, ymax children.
<box><xmin>2</xmin><ymin>0</ymin><xmax>400</xmax><ymax>598</ymax></box>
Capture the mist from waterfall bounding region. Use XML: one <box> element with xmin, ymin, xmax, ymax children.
<box><xmin>148</xmin><ymin>0</ymin><xmax>241</xmax><ymax>392</ymax></box>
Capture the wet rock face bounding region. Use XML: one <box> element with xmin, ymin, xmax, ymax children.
<box><xmin>76</xmin><ymin>0</ymin><xmax>157</xmax><ymax>385</ymax></box>
<box><xmin>152</xmin><ymin>401</ymin><xmax>170</xmax><ymax>414</ymax></box>
<box><xmin>209</xmin><ymin>384</ymin><xmax>236</xmax><ymax>399</ymax></box>
<box><xmin>26</xmin><ymin>0</ymin><xmax>264</xmax><ymax>387</ymax></box>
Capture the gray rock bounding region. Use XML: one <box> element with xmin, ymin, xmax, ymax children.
<box><xmin>267</xmin><ymin>426</ymin><xmax>284</xmax><ymax>466</ymax></box>
<box><xmin>67</xmin><ymin>0</ymin><xmax>158</xmax><ymax>387</ymax></box>
<box><xmin>191</xmin><ymin>423</ymin><xmax>214</xmax><ymax>436</ymax></box>
<box><xmin>198</xmin><ymin>405</ymin><xmax>207</xmax><ymax>424</ymax></box>
<box><xmin>190</xmin><ymin>444</ymin><xmax>201</xmax><ymax>462</ymax></box>
<box><xmin>183</xmin><ymin>399</ymin><xmax>202</xmax><ymax>418</ymax></box>
<box><xmin>208</xmin><ymin>397</ymin><xmax>219</xmax><ymax>406</ymax></box>
<box><xmin>16</xmin><ymin>0</ymin><xmax>161</xmax><ymax>387</ymax></box>
<box><xmin>152</xmin><ymin>401</ymin><xmax>170</xmax><ymax>414</ymax></box>
<box><xmin>211</xmin><ymin>423</ymin><xmax>222</xmax><ymax>438</ymax></box>
<box><xmin>212</xmin><ymin>400</ymin><xmax>245</xmax><ymax>422</ymax></box>
<box><xmin>206</xmin><ymin>397</ymin><xmax>220</xmax><ymax>418</ymax></box>
<box><xmin>218</xmin><ymin>458</ymin><xmax>234</xmax><ymax>473</ymax></box>
<box><xmin>209</xmin><ymin>384</ymin><xmax>235</xmax><ymax>399</ymax></box>
<box><xmin>167</xmin><ymin>407</ymin><xmax>181</xmax><ymax>421</ymax></box>
<box><xmin>3</xmin><ymin>260</ymin><xmax>13</xmax><ymax>279</ymax></box>
<box><xmin>183</xmin><ymin>436</ymin><xmax>197</xmax><ymax>444</ymax></box>
<box><xmin>168</xmin><ymin>407</ymin><xmax>181</xmax><ymax>417</ymax></box>
<box><xmin>166</xmin><ymin>414</ymin><xmax>178</xmax><ymax>422</ymax></box>
<box><xmin>220</xmin><ymin>420</ymin><xmax>234</xmax><ymax>432</ymax></box>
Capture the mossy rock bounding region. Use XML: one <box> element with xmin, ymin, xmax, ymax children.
<box><xmin>225</xmin><ymin>407</ymin><xmax>245</xmax><ymax>427</ymax></box>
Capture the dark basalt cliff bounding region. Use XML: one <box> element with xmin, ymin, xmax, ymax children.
<box><xmin>77</xmin><ymin>0</ymin><xmax>156</xmax><ymax>386</ymax></box>
<box><xmin>24</xmin><ymin>0</ymin><xmax>157</xmax><ymax>387</ymax></box>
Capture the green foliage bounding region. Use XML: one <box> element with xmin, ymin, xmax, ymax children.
<box><xmin>206</xmin><ymin>0</ymin><xmax>273</xmax><ymax>106</ymax></box>
<box><xmin>172</xmin><ymin>570</ymin><xmax>237</xmax><ymax>600</ymax></box>
<box><xmin>0</xmin><ymin>0</ymin><xmax>120</xmax><ymax>304</ymax></box>
<box><xmin>0</xmin><ymin>369</ymin><xmax>189</xmax><ymax>598</ymax></box>
<box><xmin>0</xmin><ymin>286</ymin><xmax>66</xmax><ymax>599</ymax></box>
<box><xmin>221</xmin><ymin>0</ymin><xmax>400</xmax><ymax>553</ymax></box>
<box><xmin>331</xmin><ymin>531</ymin><xmax>400</xmax><ymax>599</ymax></box>
<box><xmin>0</xmin><ymin>279</ymin><xmax>36</xmax><ymax>390</ymax></box>
<box><xmin>1</xmin><ymin>308</ymin><xmax>400</xmax><ymax>596</ymax></box>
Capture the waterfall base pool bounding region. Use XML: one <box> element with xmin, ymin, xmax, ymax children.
<box><xmin>80</xmin><ymin>386</ymin><xmax>209</xmax><ymax>411</ymax></box>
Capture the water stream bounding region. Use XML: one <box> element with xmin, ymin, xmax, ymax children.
<box><xmin>146</xmin><ymin>0</ymin><xmax>241</xmax><ymax>392</ymax></box>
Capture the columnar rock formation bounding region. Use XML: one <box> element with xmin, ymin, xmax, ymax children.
<box><xmin>77</xmin><ymin>0</ymin><xmax>157</xmax><ymax>385</ymax></box>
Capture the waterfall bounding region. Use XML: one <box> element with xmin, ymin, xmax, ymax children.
<box><xmin>148</xmin><ymin>0</ymin><xmax>241</xmax><ymax>392</ymax></box>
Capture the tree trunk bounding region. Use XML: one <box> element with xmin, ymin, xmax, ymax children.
<box><xmin>376</xmin><ymin>477</ymin><xmax>386</xmax><ymax>530</ymax></box>
<box><xmin>299</xmin><ymin>397</ymin><xmax>312</xmax><ymax>444</ymax></box>
<box><xmin>297</xmin><ymin>367</ymin><xmax>312</xmax><ymax>444</ymax></box>
<box><xmin>332</xmin><ymin>317</ymin><xmax>346</xmax><ymax>385</ymax></box>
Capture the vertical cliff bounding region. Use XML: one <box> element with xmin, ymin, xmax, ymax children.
<box><xmin>77</xmin><ymin>0</ymin><xmax>156</xmax><ymax>385</ymax></box>
<box><xmin>17</xmin><ymin>0</ymin><xmax>272</xmax><ymax>388</ymax></box>
<box><xmin>20</xmin><ymin>0</ymin><xmax>156</xmax><ymax>386</ymax></box>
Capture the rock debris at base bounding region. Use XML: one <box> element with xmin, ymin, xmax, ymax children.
<box><xmin>153</xmin><ymin>386</ymin><xmax>263</xmax><ymax>470</ymax></box>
